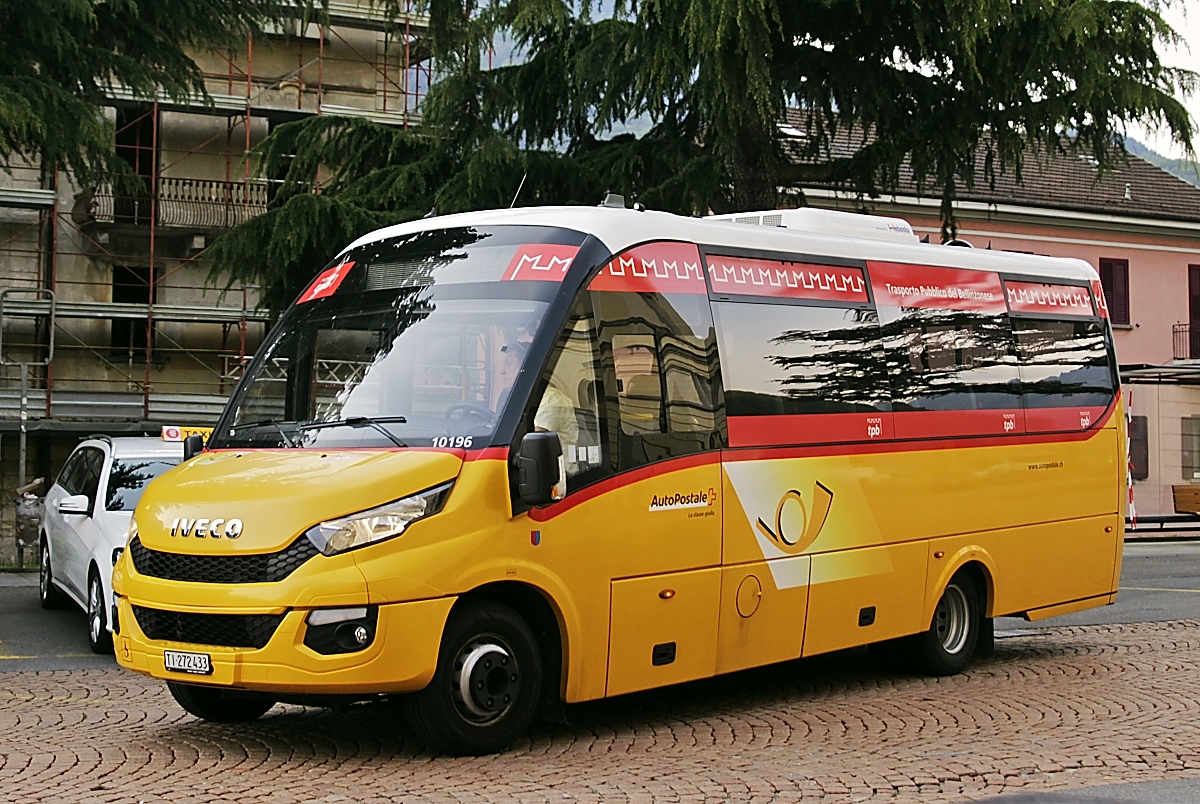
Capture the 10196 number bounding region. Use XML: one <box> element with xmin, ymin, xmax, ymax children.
<box><xmin>431</xmin><ymin>436</ymin><xmax>474</xmax><ymax>449</ymax></box>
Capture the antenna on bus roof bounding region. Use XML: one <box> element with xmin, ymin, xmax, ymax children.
<box><xmin>509</xmin><ymin>172</ymin><xmax>528</xmax><ymax>208</ymax></box>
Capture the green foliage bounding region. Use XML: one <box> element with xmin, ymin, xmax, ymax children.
<box><xmin>0</xmin><ymin>0</ymin><xmax>295</xmax><ymax>187</ymax></box>
<box><xmin>211</xmin><ymin>0</ymin><xmax>1195</xmax><ymax>308</ymax></box>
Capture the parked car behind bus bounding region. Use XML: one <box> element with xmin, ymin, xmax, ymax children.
<box><xmin>40</xmin><ymin>436</ymin><xmax>183</xmax><ymax>653</ymax></box>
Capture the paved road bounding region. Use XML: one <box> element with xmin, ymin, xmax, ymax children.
<box><xmin>2</xmin><ymin>542</ymin><xmax>1200</xmax><ymax>802</ymax></box>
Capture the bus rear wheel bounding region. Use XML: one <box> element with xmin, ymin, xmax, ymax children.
<box><xmin>904</xmin><ymin>572</ymin><xmax>981</xmax><ymax>676</ymax></box>
<box><xmin>404</xmin><ymin>600</ymin><xmax>543</xmax><ymax>756</ymax></box>
<box><xmin>167</xmin><ymin>682</ymin><xmax>275</xmax><ymax>723</ymax></box>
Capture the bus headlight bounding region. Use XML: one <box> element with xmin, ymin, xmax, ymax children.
<box><xmin>127</xmin><ymin>517</ymin><xmax>138</xmax><ymax>545</ymax></box>
<box><xmin>304</xmin><ymin>481</ymin><xmax>454</xmax><ymax>556</ymax></box>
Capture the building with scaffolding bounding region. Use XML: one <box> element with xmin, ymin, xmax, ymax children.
<box><xmin>0</xmin><ymin>1</ymin><xmax>432</xmax><ymax>564</ymax></box>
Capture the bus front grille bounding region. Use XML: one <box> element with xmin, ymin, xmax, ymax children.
<box><xmin>131</xmin><ymin>606</ymin><xmax>285</xmax><ymax>649</ymax></box>
<box><xmin>128</xmin><ymin>536</ymin><xmax>319</xmax><ymax>584</ymax></box>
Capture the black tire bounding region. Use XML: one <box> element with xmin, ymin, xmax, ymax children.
<box><xmin>38</xmin><ymin>536</ymin><xmax>68</xmax><ymax>610</ymax></box>
<box><xmin>903</xmin><ymin>572</ymin><xmax>981</xmax><ymax>676</ymax></box>
<box><xmin>167</xmin><ymin>682</ymin><xmax>275</xmax><ymax>723</ymax></box>
<box><xmin>403</xmin><ymin>600</ymin><xmax>543</xmax><ymax>755</ymax></box>
<box><xmin>86</xmin><ymin>570</ymin><xmax>113</xmax><ymax>654</ymax></box>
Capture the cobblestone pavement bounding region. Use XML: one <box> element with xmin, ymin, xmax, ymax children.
<box><xmin>3</xmin><ymin>620</ymin><xmax>1200</xmax><ymax>803</ymax></box>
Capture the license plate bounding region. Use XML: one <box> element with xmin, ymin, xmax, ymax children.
<box><xmin>163</xmin><ymin>649</ymin><xmax>213</xmax><ymax>675</ymax></box>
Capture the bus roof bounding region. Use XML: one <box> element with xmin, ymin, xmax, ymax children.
<box><xmin>341</xmin><ymin>205</ymin><xmax>1099</xmax><ymax>284</ymax></box>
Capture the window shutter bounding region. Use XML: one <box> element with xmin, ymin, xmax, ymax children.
<box><xmin>1100</xmin><ymin>258</ymin><xmax>1130</xmax><ymax>325</ymax></box>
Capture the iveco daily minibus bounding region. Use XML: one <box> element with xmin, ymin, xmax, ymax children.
<box><xmin>113</xmin><ymin>204</ymin><xmax>1125</xmax><ymax>754</ymax></box>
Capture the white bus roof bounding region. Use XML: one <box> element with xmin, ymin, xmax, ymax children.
<box><xmin>342</xmin><ymin>205</ymin><xmax>1099</xmax><ymax>284</ymax></box>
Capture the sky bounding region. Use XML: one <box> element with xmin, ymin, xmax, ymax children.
<box><xmin>1128</xmin><ymin>1</ymin><xmax>1200</xmax><ymax>159</ymax></box>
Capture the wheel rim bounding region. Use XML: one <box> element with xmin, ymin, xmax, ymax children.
<box><xmin>88</xmin><ymin>578</ymin><xmax>103</xmax><ymax>643</ymax></box>
<box><xmin>39</xmin><ymin>545</ymin><xmax>50</xmax><ymax>600</ymax></box>
<box><xmin>934</xmin><ymin>583</ymin><xmax>970</xmax><ymax>655</ymax></box>
<box><xmin>450</xmin><ymin>634</ymin><xmax>520</xmax><ymax>726</ymax></box>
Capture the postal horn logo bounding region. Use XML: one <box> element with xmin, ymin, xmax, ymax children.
<box><xmin>755</xmin><ymin>482</ymin><xmax>833</xmax><ymax>555</ymax></box>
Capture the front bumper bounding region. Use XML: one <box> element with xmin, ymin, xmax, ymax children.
<box><xmin>114</xmin><ymin>594</ymin><xmax>454</xmax><ymax>695</ymax></box>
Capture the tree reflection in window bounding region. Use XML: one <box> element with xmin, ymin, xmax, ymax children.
<box><xmin>714</xmin><ymin>303</ymin><xmax>890</xmax><ymax>415</ymax></box>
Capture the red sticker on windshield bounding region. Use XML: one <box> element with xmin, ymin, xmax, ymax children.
<box><xmin>298</xmin><ymin>261</ymin><xmax>354</xmax><ymax>303</ymax></box>
<box><xmin>1090</xmin><ymin>279</ymin><xmax>1110</xmax><ymax>319</ymax></box>
<box><xmin>505</xmin><ymin>245</ymin><xmax>580</xmax><ymax>281</ymax></box>
<box><xmin>869</xmin><ymin>262</ymin><xmax>1005</xmax><ymax>313</ymax></box>
<box><xmin>1005</xmin><ymin>281</ymin><xmax>1094</xmax><ymax>316</ymax></box>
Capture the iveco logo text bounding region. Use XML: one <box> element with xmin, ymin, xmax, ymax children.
<box><xmin>169</xmin><ymin>518</ymin><xmax>243</xmax><ymax>538</ymax></box>
<box><xmin>649</xmin><ymin>490</ymin><xmax>713</xmax><ymax>512</ymax></box>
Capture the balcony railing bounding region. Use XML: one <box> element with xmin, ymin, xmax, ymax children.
<box><xmin>1174</xmin><ymin>323</ymin><xmax>1200</xmax><ymax>361</ymax></box>
<box><xmin>91</xmin><ymin>177</ymin><xmax>270</xmax><ymax>231</ymax></box>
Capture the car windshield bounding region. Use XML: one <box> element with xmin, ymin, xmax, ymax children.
<box><xmin>212</xmin><ymin>225</ymin><xmax>588</xmax><ymax>450</ymax></box>
<box><xmin>105</xmin><ymin>458</ymin><xmax>181</xmax><ymax>511</ymax></box>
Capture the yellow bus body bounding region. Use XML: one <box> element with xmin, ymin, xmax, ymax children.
<box><xmin>115</xmin><ymin>402</ymin><xmax>1123</xmax><ymax>701</ymax></box>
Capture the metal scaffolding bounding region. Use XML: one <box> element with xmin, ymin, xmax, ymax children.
<box><xmin>0</xmin><ymin>1</ymin><xmax>432</xmax><ymax>429</ymax></box>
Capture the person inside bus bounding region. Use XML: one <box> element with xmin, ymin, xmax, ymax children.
<box><xmin>499</xmin><ymin>341</ymin><xmax>580</xmax><ymax>476</ymax></box>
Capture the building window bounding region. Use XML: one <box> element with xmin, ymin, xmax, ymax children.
<box><xmin>1129</xmin><ymin>415</ymin><xmax>1149</xmax><ymax>481</ymax></box>
<box><xmin>111</xmin><ymin>264</ymin><xmax>154</xmax><ymax>357</ymax></box>
<box><xmin>1182</xmin><ymin>417</ymin><xmax>1200</xmax><ymax>482</ymax></box>
<box><xmin>1099</xmin><ymin>258</ymin><xmax>1130</xmax><ymax>325</ymax></box>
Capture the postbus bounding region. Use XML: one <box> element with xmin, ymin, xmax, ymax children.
<box><xmin>112</xmin><ymin>205</ymin><xmax>1124</xmax><ymax>754</ymax></box>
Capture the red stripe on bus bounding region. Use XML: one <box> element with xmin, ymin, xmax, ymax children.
<box><xmin>724</xmin><ymin>402</ymin><xmax>1116</xmax><ymax>461</ymax></box>
<box><xmin>526</xmin><ymin>451</ymin><xmax>719</xmax><ymax>522</ymax></box>
<box><xmin>892</xmin><ymin>408</ymin><xmax>1025</xmax><ymax>439</ymax></box>
<box><xmin>729</xmin><ymin>412</ymin><xmax>894</xmax><ymax>447</ymax></box>
<box><xmin>1024</xmin><ymin>406</ymin><xmax>1109</xmax><ymax>433</ymax></box>
<box><xmin>465</xmin><ymin>447</ymin><xmax>509</xmax><ymax>461</ymax></box>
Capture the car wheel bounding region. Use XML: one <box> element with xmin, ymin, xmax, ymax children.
<box><xmin>39</xmin><ymin>537</ymin><xmax>68</xmax><ymax>610</ymax></box>
<box><xmin>403</xmin><ymin>600</ymin><xmax>543</xmax><ymax>756</ymax></box>
<box><xmin>87</xmin><ymin>571</ymin><xmax>114</xmax><ymax>654</ymax></box>
<box><xmin>167</xmin><ymin>682</ymin><xmax>275</xmax><ymax>723</ymax></box>
<box><xmin>903</xmin><ymin>571</ymin><xmax>981</xmax><ymax>676</ymax></box>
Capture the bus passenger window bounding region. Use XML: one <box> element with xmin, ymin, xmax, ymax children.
<box><xmin>713</xmin><ymin>302</ymin><xmax>890</xmax><ymax>416</ymax></box>
<box><xmin>1013</xmin><ymin>319</ymin><xmax>1115</xmax><ymax>408</ymax></box>
<box><xmin>591</xmin><ymin>286</ymin><xmax>723</xmax><ymax>473</ymax></box>
<box><xmin>534</xmin><ymin>304</ymin><xmax>602</xmax><ymax>478</ymax></box>
<box><xmin>885</xmin><ymin>311</ymin><xmax>1020</xmax><ymax>411</ymax></box>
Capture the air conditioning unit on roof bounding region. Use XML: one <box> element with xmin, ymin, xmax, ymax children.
<box><xmin>706</xmin><ymin>207</ymin><xmax>918</xmax><ymax>243</ymax></box>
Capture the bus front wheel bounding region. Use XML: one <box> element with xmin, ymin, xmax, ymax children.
<box><xmin>404</xmin><ymin>600</ymin><xmax>543</xmax><ymax>756</ymax></box>
<box><xmin>905</xmin><ymin>572</ymin><xmax>981</xmax><ymax>676</ymax></box>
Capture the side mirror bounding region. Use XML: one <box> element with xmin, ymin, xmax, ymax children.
<box><xmin>58</xmin><ymin>494</ymin><xmax>90</xmax><ymax>517</ymax></box>
<box><xmin>516</xmin><ymin>432</ymin><xmax>562</xmax><ymax>506</ymax></box>
<box><xmin>183</xmin><ymin>433</ymin><xmax>205</xmax><ymax>461</ymax></box>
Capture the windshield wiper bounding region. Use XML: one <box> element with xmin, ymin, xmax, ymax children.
<box><xmin>298</xmin><ymin>416</ymin><xmax>409</xmax><ymax>448</ymax></box>
<box><xmin>226</xmin><ymin>418</ymin><xmax>298</xmax><ymax>448</ymax></box>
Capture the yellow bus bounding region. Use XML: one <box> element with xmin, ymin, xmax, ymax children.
<box><xmin>113</xmin><ymin>205</ymin><xmax>1124</xmax><ymax>754</ymax></box>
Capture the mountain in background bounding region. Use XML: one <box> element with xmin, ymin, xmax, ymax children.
<box><xmin>1124</xmin><ymin>138</ymin><xmax>1200</xmax><ymax>187</ymax></box>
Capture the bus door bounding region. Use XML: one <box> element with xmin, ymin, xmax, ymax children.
<box><xmin>521</xmin><ymin>242</ymin><xmax>725</xmax><ymax>699</ymax></box>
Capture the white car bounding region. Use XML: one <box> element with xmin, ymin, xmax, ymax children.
<box><xmin>39</xmin><ymin>436</ymin><xmax>183</xmax><ymax>653</ymax></box>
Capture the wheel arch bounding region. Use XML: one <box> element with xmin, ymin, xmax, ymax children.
<box><xmin>927</xmin><ymin>547</ymin><xmax>997</xmax><ymax>621</ymax></box>
<box><xmin>454</xmin><ymin>581</ymin><xmax>568</xmax><ymax>709</ymax></box>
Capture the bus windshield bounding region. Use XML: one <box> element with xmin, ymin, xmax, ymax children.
<box><xmin>211</xmin><ymin>225</ymin><xmax>587</xmax><ymax>450</ymax></box>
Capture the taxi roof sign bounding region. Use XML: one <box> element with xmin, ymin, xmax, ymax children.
<box><xmin>162</xmin><ymin>425</ymin><xmax>213</xmax><ymax>443</ymax></box>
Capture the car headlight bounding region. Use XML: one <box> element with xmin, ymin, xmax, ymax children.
<box><xmin>304</xmin><ymin>481</ymin><xmax>454</xmax><ymax>556</ymax></box>
<box><xmin>127</xmin><ymin>517</ymin><xmax>138</xmax><ymax>545</ymax></box>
